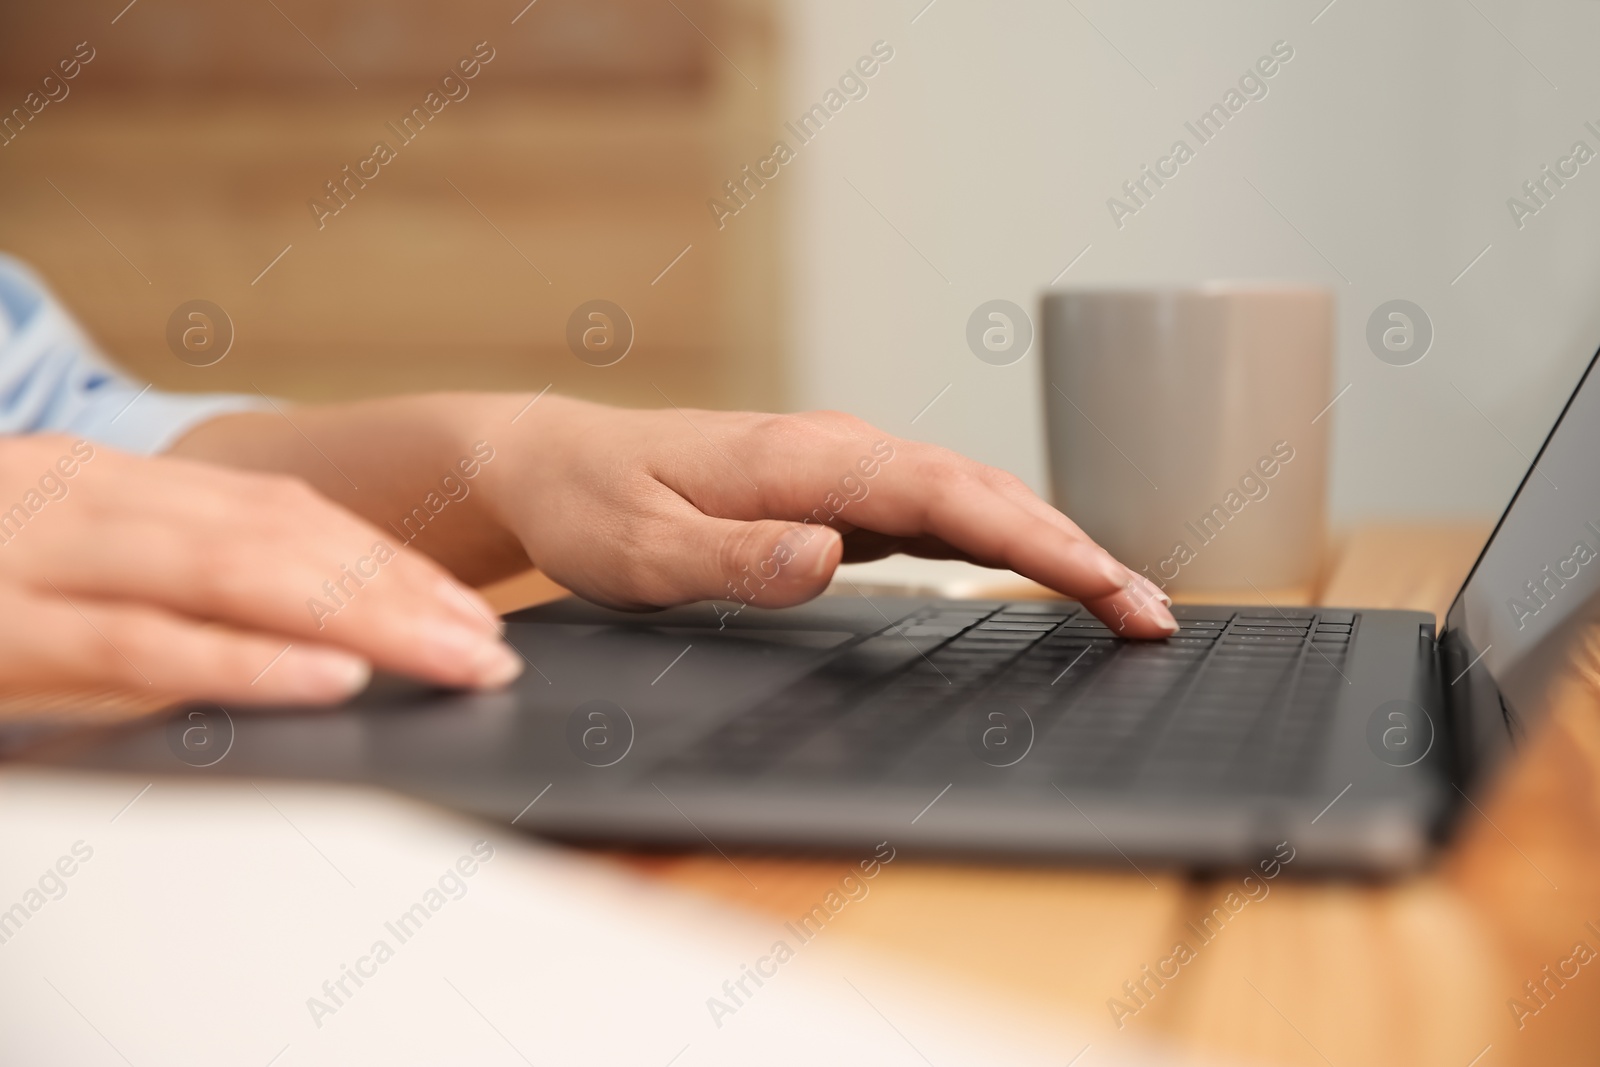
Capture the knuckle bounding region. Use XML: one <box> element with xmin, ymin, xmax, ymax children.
<box><xmin>918</xmin><ymin>440</ymin><xmax>966</xmax><ymax>466</ymax></box>
<box><xmin>912</xmin><ymin>445</ymin><xmax>969</xmax><ymax>484</ymax></box>
<box><xmin>979</xmin><ymin>465</ymin><xmax>1029</xmax><ymax>495</ymax></box>
<box><xmin>799</xmin><ymin>409</ymin><xmax>869</xmax><ymax>438</ymax></box>
<box><xmin>924</xmin><ymin>466</ymin><xmax>983</xmax><ymax>515</ymax></box>
<box><xmin>749</xmin><ymin>412</ymin><xmax>812</xmax><ymax>449</ymax></box>
<box><xmin>756</xmin><ymin>411</ymin><xmax>882</xmax><ymax>477</ymax></box>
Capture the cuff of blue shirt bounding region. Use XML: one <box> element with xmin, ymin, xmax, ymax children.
<box><xmin>0</xmin><ymin>252</ymin><xmax>275</xmax><ymax>454</ymax></box>
<box><xmin>79</xmin><ymin>387</ymin><xmax>275</xmax><ymax>455</ymax></box>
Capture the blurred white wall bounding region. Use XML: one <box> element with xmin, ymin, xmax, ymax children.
<box><xmin>778</xmin><ymin>0</ymin><xmax>1600</xmax><ymax>525</ymax></box>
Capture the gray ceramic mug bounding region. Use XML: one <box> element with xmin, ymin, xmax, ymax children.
<box><xmin>1040</xmin><ymin>285</ymin><xmax>1333</xmax><ymax>594</ymax></box>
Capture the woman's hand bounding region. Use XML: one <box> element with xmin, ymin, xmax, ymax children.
<box><xmin>0</xmin><ymin>435</ymin><xmax>520</xmax><ymax>706</ymax></box>
<box><xmin>481</xmin><ymin>398</ymin><xmax>1178</xmax><ymax>637</ymax></box>
<box><xmin>172</xmin><ymin>393</ymin><xmax>1178</xmax><ymax>638</ymax></box>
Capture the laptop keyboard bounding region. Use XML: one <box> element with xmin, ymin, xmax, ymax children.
<box><xmin>666</xmin><ymin>602</ymin><xmax>1357</xmax><ymax>796</ymax></box>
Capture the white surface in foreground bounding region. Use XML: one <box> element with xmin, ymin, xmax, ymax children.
<box><xmin>0</xmin><ymin>769</ymin><xmax>1185</xmax><ymax>1067</ymax></box>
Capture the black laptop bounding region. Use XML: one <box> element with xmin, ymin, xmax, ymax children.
<box><xmin>32</xmin><ymin>350</ymin><xmax>1600</xmax><ymax>874</ymax></box>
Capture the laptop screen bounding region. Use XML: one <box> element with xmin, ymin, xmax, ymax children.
<box><xmin>1443</xmin><ymin>346</ymin><xmax>1600</xmax><ymax>776</ymax></box>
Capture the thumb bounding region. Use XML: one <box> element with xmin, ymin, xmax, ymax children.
<box><xmin>676</xmin><ymin>516</ymin><xmax>843</xmax><ymax>609</ymax></box>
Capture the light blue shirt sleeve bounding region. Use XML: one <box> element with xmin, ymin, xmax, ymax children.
<box><xmin>0</xmin><ymin>253</ymin><xmax>267</xmax><ymax>453</ymax></box>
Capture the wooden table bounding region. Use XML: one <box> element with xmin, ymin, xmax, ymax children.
<box><xmin>485</xmin><ymin>524</ymin><xmax>1600</xmax><ymax>1067</ymax></box>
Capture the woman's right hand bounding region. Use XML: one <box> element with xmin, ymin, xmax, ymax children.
<box><xmin>0</xmin><ymin>435</ymin><xmax>521</xmax><ymax>707</ymax></box>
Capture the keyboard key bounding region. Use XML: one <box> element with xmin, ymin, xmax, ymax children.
<box><xmin>920</xmin><ymin>617</ymin><xmax>991</xmax><ymax>630</ymax></box>
<box><xmin>997</xmin><ymin>602</ymin><xmax>1077</xmax><ymax>615</ymax></box>
<box><xmin>1233</xmin><ymin>625</ymin><xmax>1306</xmax><ymax>636</ymax></box>
<box><xmin>1223</xmin><ymin>634</ymin><xmax>1303</xmax><ymax>645</ymax></box>
<box><xmin>1317</xmin><ymin>610</ymin><xmax>1357</xmax><ymax>624</ymax></box>
<box><xmin>977</xmin><ymin>621</ymin><xmax>1058</xmax><ymax>632</ymax></box>
<box><xmin>1211</xmin><ymin>649</ymin><xmax>1299</xmax><ymax>660</ymax></box>
<box><xmin>898</xmin><ymin>624</ymin><xmax>971</xmax><ymax>638</ymax></box>
<box><xmin>959</xmin><ymin>630</ymin><xmax>1044</xmax><ymax>643</ymax></box>
<box><xmin>1235</xmin><ymin>617</ymin><xmax>1310</xmax><ymax>628</ymax></box>
<box><xmin>829</xmin><ymin>636</ymin><xmax>937</xmax><ymax>677</ymax></box>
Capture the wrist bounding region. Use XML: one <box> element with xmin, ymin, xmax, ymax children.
<box><xmin>472</xmin><ymin>392</ymin><xmax>586</xmax><ymax>536</ymax></box>
<box><xmin>390</xmin><ymin>392</ymin><xmax>542</xmax><ymax>582</ymax></box>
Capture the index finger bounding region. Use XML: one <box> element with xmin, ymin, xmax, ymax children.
<box><xmin>745</xmin><ymin>418</ymin><xmax>1135</xmax><ymax>603</ymax></box>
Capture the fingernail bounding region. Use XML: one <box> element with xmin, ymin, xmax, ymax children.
<box><xmin>437</xmin><ymin>579</ymin><xmax>503</xmax><ymax>634</ymax></box>
<box><xmin>777</xmin><ymin>525</ymin><xmax>837</xmax><ymax>582</ymax></box>
<box><xmin>467</xmin><ymin>640</ymin><xmax>524</xmax><ymax>688</ymax></box>
<box><xmin>809</xmin><ymin>527</ymin><xmax>842</xmax><ymax>580</ymax></box>
<box><xmin>424</xmin><ymin>620</ymin><xmax>522</xmax><ymax>683</ymax></box>
<box><xmin>283</xmin><ymin>647</ymin><xmax>371</xmax><ymax>700</ymax></box>
<box><xmin>1122</xmin><ymin>574</ymin><xmax>1179</xmax><ymax>632</ymax></box>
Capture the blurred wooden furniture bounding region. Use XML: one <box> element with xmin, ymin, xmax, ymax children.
<box><xmin>485</xmin><ymin>525</ymin><xmax>1600</xmax><ymax>1067</ymax></box>
<box><xmin>0</xmin><ymin>0</ymin><xmax>785</xmax><ymax>410</ymax></box>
